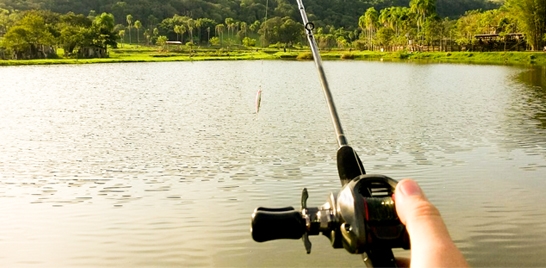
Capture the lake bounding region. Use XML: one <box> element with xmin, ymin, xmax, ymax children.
<box><xmin>0</xmin><ymin>60</ymin><xmax>545</xmax><ymax>267</ymax></box>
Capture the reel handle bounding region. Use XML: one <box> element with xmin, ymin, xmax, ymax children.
<box><xmin>251</xmin><ymin>207</ymin><xmax>306</xmax><ymax>242</ymax></box>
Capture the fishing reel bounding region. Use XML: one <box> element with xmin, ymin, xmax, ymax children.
<box><xmin>251</xmin><ymin>147</ymin><xmax>410</xmax><ymax>267</ymax></box>
<box><xmin>252</xmin><ymin>0</ymin><xmax>410</xmax><ymax>266</ymax></box>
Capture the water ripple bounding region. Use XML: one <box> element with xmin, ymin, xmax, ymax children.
<box><xmin>0</xmin><ymin>62</ymin><xmax>545</xmax><ymax>266</ymax></box>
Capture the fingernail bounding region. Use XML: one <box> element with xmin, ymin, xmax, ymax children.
<box><xmin>398</xmin><ymin>179</ymin><xmax>423</xmax><ymax>197</ymax></box>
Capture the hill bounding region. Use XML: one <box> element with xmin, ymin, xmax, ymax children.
<box><xmin>0</xmin><ymin>0</ymin><xmax>500</xmax><ymax>29</ymax></box>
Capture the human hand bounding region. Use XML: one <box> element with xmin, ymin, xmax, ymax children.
<box><xmin>394</xmin><ymin>179</ymin><xmax>469</xmax><ymax>267</ymax></box>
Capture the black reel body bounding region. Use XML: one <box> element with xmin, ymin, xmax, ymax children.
<box><xmin>251</xmin><ymin>174</ymin><xmax>409</xmax><ymax>266</ymax></box>
<box><xmin>338</xmin><ymin>175</ymin><xmax>409</xmax><ymax>254</ymax></box>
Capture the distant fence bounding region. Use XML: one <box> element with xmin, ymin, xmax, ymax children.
<box><xmin>369</xmin><ymin>33</ymin><xmax>529</xmax><ymax>53</ymax></box>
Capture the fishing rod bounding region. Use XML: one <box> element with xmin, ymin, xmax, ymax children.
<box><xmin>296</xmin><ymin>0</ymin><xmax>346</xmax><ymax>149</ymax></box>
<box><xmin>250</xmin><ymin>0</ymin><xmax>410</xmax><ymax>267</ymax></box>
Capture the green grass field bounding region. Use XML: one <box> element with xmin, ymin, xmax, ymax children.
<box><xmin>1</xmin><ymin>44</ymin><xmax>546</xmax><ymax>66</ymax></box>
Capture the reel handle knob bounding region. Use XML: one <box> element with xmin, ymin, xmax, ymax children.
<box><xmin>251</xmin><ymin>207</ymin><xmax>306</xmax><ymax>242</ymax></box>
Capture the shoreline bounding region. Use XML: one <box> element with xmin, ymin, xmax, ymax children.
<box><xmin>1</xmin><ymin>48</ymin><xmax>546</xmax><ymax>67</ymax></box>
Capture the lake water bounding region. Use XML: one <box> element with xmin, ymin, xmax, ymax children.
<box><xmin>0</xmin><ymin>60</ymin><xmax>545</xmax><ymax>267</ymax></box>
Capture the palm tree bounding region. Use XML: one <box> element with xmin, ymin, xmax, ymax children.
<box><xmin>206</xmin><ymin>27</ymin><xmax>211</xmax><ymax>45</ymax></box>
<box><xmin>174</xmin><ymin>25</ymin><xmax>181</xmax><ymax>41</ymax></box>
<box><xmin>187</xmin><ymin>19</ymin><xmax>194</xmax><ymax>44</ymax></box>
<box><xmin>215</xmin><ymin>23</ymin><xmax>225</xmax><ymax>45</ymax></box>
<box><xmin>225</xmin><ymin>17</ymin><xmax>234</xmax><ymax>40</ymax></box>
<box><xmin>410</xmin><ymin>0</ymin><xmax>436</xmax><ymax>46</ymax></box>
<box><xmin>153</xmin><ymin>28</ymin><xmax>159</xmax><ymax>38</ymax></box>
<box><xmin>179</xmin><ymin>25</ymin><xmax>186</xmax><ymax>44</ymax></box>
<box><xmin>362</xmin><ymin>7</ymin><xmax>378</xmax><ymax>51</ymax></box>
<box><xmin>240</xmin><ymin>21</ymin><xmax>248</xmax><ymax>38</ymax></box>
<box><xmin>118</xmin><ymin>29</ymin><xmax>125</xmax><ymax>47</ymax></box>
<box><xmin>134</xmin><ymin>20</ymin><xmax>142</xmax><ymax>46</ymax></box>
<box><xmin>143</xmin><ymin>29</ymin><xmax>151</xmax><ymax>46</ymax></box>
<box><xmin>195</xmin><ymin>18</ymin><xmax>203</xmax><ymax>44</ymax></box>
<box><xmin>250</xmin><ymin>20</ymin><xmax>261</xmax><ymax>35</ymax></box>
<box><xmin>126</xmin><ymin>14</ymin><xmax>133</xmax><ymax>44</ymax></box>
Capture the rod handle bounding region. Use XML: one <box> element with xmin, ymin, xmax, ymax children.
<box><xmin>251</xmin><ymin>207</ymin><xmax>306</xmax><ymax>242</ymax></box>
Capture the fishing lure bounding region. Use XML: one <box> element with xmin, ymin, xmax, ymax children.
<box><xmin>255</xmin><ymin>87</ymin><xmax>262</xmax><ymax>113</ymax></box>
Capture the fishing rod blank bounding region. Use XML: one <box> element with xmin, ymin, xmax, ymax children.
<box><xmin>296</xmin><ymin>0</ymin><xmax>347</xmax><ymax>148</ymax></box>
<box><xmin>250</xmin><ymin>1</ymin><xmax>410</xmax><ymax>267</ymax></box>
<box><xmin>296</xmin><ymin>0</ymin><xmax>365</xmax><ymax>185</ymax></box>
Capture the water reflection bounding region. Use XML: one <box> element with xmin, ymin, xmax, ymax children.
<box><xmin>495</xmin><ymin>66</ymin><xmax>546</xmax><ymax>159</ymax></box>
<box><xmin>0</xmin><ymin>62</ymin><xmax>546</xmax><ymax>267</ymax></box>
<box><xmin>516</xmin><ymin>66</ymin><xmax>546</xmax><ymax>129</ymax></box>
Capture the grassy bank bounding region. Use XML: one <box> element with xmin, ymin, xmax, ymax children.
<box><xmin>1</xmin><ymin>45</ymin><xmax>546</xmax><ymax>66</ymax></box>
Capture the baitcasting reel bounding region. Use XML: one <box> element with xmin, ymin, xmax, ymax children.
<box><xmin>251</xmin><ymin>147</ymin><xmax>410</xmax><ymax>267</ymax></box>
<box><xmin>250</xmin><ymin>0</ymin><xmax>410</xmax><ymax>266</ymax></box>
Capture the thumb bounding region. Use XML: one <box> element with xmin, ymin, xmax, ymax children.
<box><xmin>394</xmin><ymin>179</ymin><xmax>468</xmax><ymax>267</ymax></box>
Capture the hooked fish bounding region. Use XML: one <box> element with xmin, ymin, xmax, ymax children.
<box><xmin>255</xmin><ymin>87</ymin><xmax>262</xmax><ymax>113</ymax></box>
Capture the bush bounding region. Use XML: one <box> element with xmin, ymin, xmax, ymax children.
<box><xmin>296</xmin><ymin>52</ymin><xmax>313</xmax><ymax>60</ymax></box>
<box><xmin>242</xmin><ymin>37</ymin><xmax>256</xmax><ymax>47</ymax></box>
<box><xmin>209</xmin><ymin>37</ymin><xmax>220</xmax><ymax>46</ymax></box>
<box><xmin>353</xmin><ymin>40</ymin><xmax>368</xmax><ymax>51</ymax></box>
<box><xmin>395</xmin><ymin>51</ymin><xmax>410</xmax><ymax>59</ymax></box>
<box><xmin>341</xmin><ymin>53</ymin><xmax>355</xmax><ymax>60</ymax></box>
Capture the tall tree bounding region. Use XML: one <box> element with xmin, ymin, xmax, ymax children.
<box><xmin>410</xmin><ymin>0</ymin><xmax>436</xmax><ymax>44</ymax></box>
<box><xmin>215</xmin><ymin>23</ymin><xmax>225</xmax><ymax>45</ymax></box>
<box><xmin>174</xmin><ymin>24</ymin><xmax>181</xmax><ymax>41</ymax></box>
<box><xmin>1</xmin><ymin>11</ymin><xmax>56</xmax><ymax>59</ymax></box>
<box><xmin>361</xmin><ymin>7</ymin><xmax>379</xmax><ymax>50</ymax></box>
<box><xmin>118</xmin><ymin>29</ymin><xmax>125</xmax><ymax>47</ymax></box>
<box><xmin>259</xmin><ymin>16</ymin><xmax>301</xmax><ymax>46</ymax></box>
<box><xmin>187</xmin><ymin>18</ymin><xmax>194</xmax><ymax>44</ymax></box>
<box><xmin>505</xmin><ymin>0</ymin><xmax>546</xmax><ymax>51</ymax></box>
<box><xmin>58</xmin><ymin>12</ymin><xmax>92</xmax><ymax>55</ymax></box>
<box><xmin>143</xmin><ymin>28</ymin><xmax>151</xmax><ymax>45</ymax></box>
<box><xmin>134</xmin><ymin>20</ymin><xmax>141</xmax><ymax>45</ymax></box>
<box><xmin>0</xmin><ymin>8</ymin><xmax>12</xmax><ymax>37</ymax></box>
<box><xmin>89</xmin><ymin>12</ymin><xmax>117</xmax><ymax>55</ymax></box>
<box><xmin>126</xmin><ymin>14</ymin><xmax>133</xmax><ymax>44</ymax></box>
<box><xmin>225</xmin><ymin>17</ymin><xmax>234</xmax><ymax>40</ymax></box>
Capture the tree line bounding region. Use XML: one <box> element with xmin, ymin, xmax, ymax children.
<box><xmin>0</xmin><ymin>10</ymin><xmax>118</xmax><ymax>59</ymax></box>
<box><xmin>0</xmin><ymin>0</ymin><xmax>500</xmax><ymax>30</ymax></box>
<box><xmin>358</xmin><ymin>0</ymin><xmax>545</xmax><ymax>52</ymax></box>
<box><xmin>1</xmin><ymin>0</ymin><xmax>545</xmax><ymax>60</ymax></box>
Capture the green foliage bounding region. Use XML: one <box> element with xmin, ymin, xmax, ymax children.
<box><xmin>340</xmin><ymin>53</ymin><xmax>355</xmax><ymax>59</ymax></box>
<box><xmin>1</xmin><ymin>11</ymin><xmax>56</xmax><ymax>58</ymax></box>
<box><xmin>156</xmin><ymin>35</ymin><xmax>168</xmax><ymax>48</ymax></box>
<box><xmin>0</xmin><ymin>10</ymin><xmax>118</xmax><ymax>59</ymax></box>
<box><xmin>259</xmin><ymin>16</ymin><xmax>302</xmax><ymax>46</ymax></box>
<box><xmin>375</xmin><ymin>27</ymin><xmax>395</xmax><ymax>48</ymax></box>
<box><xmin>242</xmin><ymin>37</ymin><xmax>256</xmax><ymax>47</ymax></box>
<box><xmin>296</xmin><ymin>52</ymin><xmax>313</xmax><ymax>60</ymax></box>
<box><xmin>91</xmin><ymin>13</ymin><xmax>117</xmax><ymax>48</ymax></box>
<box><xmin>58</xmin><ymin>12</ymin><xmax>92</xmax><ymax>56</ymax></box>
<box><xmin>0</xmin><ymin>0</ymin><xmax>500</xmax><ymax>32</ymax></box>
<box><xmin>1</xmin><ymin>0</ymin><xmax>541</xmax><ymax>55</ymax></box>
<box><xmin>504</xmin><ymin>0</ymin><xmax>546</xmax><ymax>51</ymax></box>
<box><xmin>354</xmin><ymin>39</ymin><xmax>368</xmax><ymax>50</ymax></box>
<box><xmin>209</xmin><ymin>36</ymin><xmax>220</xmax><ymax>46</ymax></box>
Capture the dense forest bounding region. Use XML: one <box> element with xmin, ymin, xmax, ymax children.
<box><xmin>1</xmin><ymin>0</ymin><xmax>545</xmax><ymax>60</ymax></box>
<box><xmin>0</xmin><ymin>0</ymin><xmax>501</xmax><ymax>29</ymax></box>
